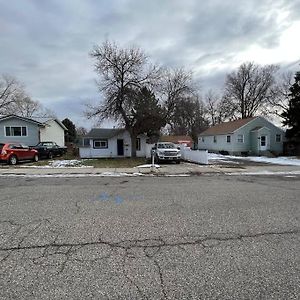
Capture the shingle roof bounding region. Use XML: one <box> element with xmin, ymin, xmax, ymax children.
<box><xmin>199</xmin><ymin>117</ymin><xmax>257</xmax><ymax>136</ymax></box>
<box><xmin>160</xmin><ymin>135</ymin><xmax>193</xmax><ymax>144</ymax></box>
<box><xmin>0</xmin><ymin>114</ymin><xmax>44</xmax><ymax>126</ymax></box>
<box><xmin>85</xmin><ymin>128</ymin><xmax>126</xmax><ymax>139</ymax></box>
<box><xmin>32</xmin><ymin>117</ymin><xmax>68</xmax><ymax>131</ymax></box>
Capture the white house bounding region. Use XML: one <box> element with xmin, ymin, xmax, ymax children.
<box><xmin>79</xmin><ymin>128</ymin><xmax>147</xmax><ymax>158</ymax></box>
<box><xmin>198</xmin><ymin>116</ymin><xmax>285</xmax><ymax>155</ymax></box>
<box><xmin>37</xmin><ymin>118</ymin><xmax>67</xmax><ymax>146</ymax></box>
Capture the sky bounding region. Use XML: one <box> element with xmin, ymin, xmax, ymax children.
<box><xmin>0</xmin><ymin>0</ymin><xmax>299</xmax><ymax>129</ymax></box>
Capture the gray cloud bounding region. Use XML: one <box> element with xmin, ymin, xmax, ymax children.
<box><xmin>0</xmin><ymin>0</ymin><xmax>299</xmax><ymax>128</ymax></box>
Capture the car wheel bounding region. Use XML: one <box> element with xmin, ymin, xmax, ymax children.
<box><xmin>176</xmin><ymin>160</ymin><xmax>181</xmax><ymax>164</ymax></box>
<box><xmin>48</xmin><ymin>152</ymin><xmax>53</xmax><ymax>159</ymax></box>
<box><xmin>9</xmin><ymin>155</ymin><xmax>18</xmax><ymax>165</ymax></box>
<box><xmin>33</xmin><ymin>154</ymin><xmax>39</xmax><ymax>162</ymax></box>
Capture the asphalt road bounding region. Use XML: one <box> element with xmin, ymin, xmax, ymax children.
<box><xmin>0</xmin><ymin>174</ymin><xmax>299</xmax><ymax>299</ymax></box>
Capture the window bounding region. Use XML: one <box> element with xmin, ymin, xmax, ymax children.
<box><xmin>213</xmin><ymin>136</ymin><xmax>217</xmax><ymax>143</ymax></box>
<box><xmin>275</xmin><ymin>134</ymin><xmax>281</xmax><ymax>143</ymax></box>
<box><xmin>201</xmin><ymin>137</ymin><xmax>205</xmax><ymax>143</ymax></box>
<box><xmin>93</xmin><ymin>139</ymin><xmax>108</xmax><ymax>149</ymax></box>
<box><xmin>136</xmin><ymin>138</ymin><xmax>141</xmax><ymax>151</ymax></box>
<box><xmin>237</xmin><ymin>134</ymin><xmax>244</xmax><ymax>143</ymax></box>
<box><xmin>5</xmin><ymin>126</ymin><xmax>27</xmax><ymax>137</ymax></box>
<box><xmin>226</xmin><ymin>135</ymin><xmax>231</xmax><ymax>143</ymax></box>
<box><xmin>83</xmin><ymin>138</ymin><xmax>90</xmax><ymax>147</ymax></box>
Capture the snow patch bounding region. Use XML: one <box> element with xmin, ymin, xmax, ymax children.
<box><xmin>208</xmin><ymin>153</ymin><xmax>300</xmax><ymax>166</ymax></box>
<box><xmin>136</xmin><ymin>164</ymin><xmax>161</xmax><ymax>168</ymax></box>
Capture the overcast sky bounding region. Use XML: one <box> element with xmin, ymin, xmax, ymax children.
<box><xmin>0</xmin><ymin>0</ymin><xmax>299</xmax><ymax>128</ymax></box>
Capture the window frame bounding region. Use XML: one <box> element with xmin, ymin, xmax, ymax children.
<box><xmin>5</xmin><ymin>126</ymin><xmax>28</xmax><ymax>137</ymax></box>
<box><xmin>237</xmin><ymin>134</ymin><xmax>244</xmax><ymax>143</ymax></box>
<box><xmin>226</xmin><ymin>135</ymin><xmax>231</xmax><ymax>143</ymax></box>
<box><xmin>136</xmin><ymin>138</ymin><xmax>141</xmax><ymax>151</ymax></box>
<box><xmin>275</xmin><ymin>134</ymin><xmax>281</xmax><ymax>143</ymax></box>
<box><xmin>93</xmin><ymin>139</ymin><xmax>108</xmax><ymax>149</ymax></box>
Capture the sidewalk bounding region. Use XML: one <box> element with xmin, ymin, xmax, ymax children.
<box><xmin>0</xmin><ymin>162</ymin><xmax>300</xmax><ymax>177</ymax></box>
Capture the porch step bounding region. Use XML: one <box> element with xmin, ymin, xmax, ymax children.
<box><xmin>261</xmin><ymin>150</ymin><xmax>276</xmax><ymax>157</ymax></box>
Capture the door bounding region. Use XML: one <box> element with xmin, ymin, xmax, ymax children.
<box><xmin>117</xmin><ymin>139</ymin><xmax>124</xmax><ymax>156</ymax></box>
<box><xmin>260</xmin><ymin>135</ymin><xmax>267</xmax><ymax>151</ymax></box>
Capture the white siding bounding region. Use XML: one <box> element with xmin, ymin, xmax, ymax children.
<box><xmin>79</xmin><ymin>131</ymin><xmax>147</xmax><ymax>158</ymax></box>
<box><xmin>40</xmin><ymin>120</ymin><xmax>65</xmax><ymax>146</ymax></box>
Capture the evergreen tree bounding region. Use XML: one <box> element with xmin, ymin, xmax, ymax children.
<box><xmin>282</xmin><ymin>71</ymin><xmax>300</xmax><ymax>138</ymax></box>
<box><xmin>62</xmin><ymin>118</ymin><xmax>77</xmax><ymax>143</ymax></box>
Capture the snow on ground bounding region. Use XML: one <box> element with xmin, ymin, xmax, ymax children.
<box><xmin>136</xmin><ymin>164</ymin><xmax>161</xmax><ymax>168</ymax></box>
<box><xmin>208</xmin><ymin>153</ymin><xmax>300</xmax><ymax>166</ymax></box>
<box><xmin>226</xmin><ymin>170</ymin><xmax>300</xmax><ymax>176</ymax></box>
<box><xmin>21</xmin><ymin>160</ymin><xmax>93</xmax><ymax>168</ymax></box>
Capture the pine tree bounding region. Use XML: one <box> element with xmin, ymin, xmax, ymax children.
<box><xmin>282</xmin><ymin>71</ymin><xmax>300</xmax><ymax>138</ymax></box>
<box><xmin>62</xmin><ymin>118</ymin><xmax>77</xmax><ymax>143</ymax></box>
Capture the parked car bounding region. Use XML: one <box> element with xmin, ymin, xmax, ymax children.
<box><xmin>151</xmin><ymin>142</ymin><xmax>181</xmax><ymax>163</ymax></box>
<box><xmin>0</xmin><ymin>142</ymin><xmax>39</xmax><ymax>165</ymax></box>
<box><xmin>32</xmin><ymin>141</ymin><xmax>67</xmax><ymax>159</ymax></box>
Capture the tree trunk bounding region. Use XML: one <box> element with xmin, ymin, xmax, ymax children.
<box><xmin>130</xmin><ymin>131</ymin><xmax>137</xmax><ymax>158</ymax></box>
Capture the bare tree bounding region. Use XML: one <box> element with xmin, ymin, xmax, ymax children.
<box><xmin>205</xmin><ymin>90</ymin><xmax>220</xmax><ymax>125</ymax></box>
<box><xmin>86</xmin><ymin>41</ymin><xmax>162</xmax><ymax>157</ymax></box>
<box><xmin>11</xmin><ymin>97</ymin><xmax>42</xmax><ymax>117</ymax></box>
<box><xmin>223</xmin><ymin>62</ymin><xmax>279</xmax><ymax>119</ymax></box>
<box><xmin>0</xmin><ymin>74</ymin><xmax>26</xmax><ymax>114</ymax></box>
<box><xmin>170</xmin><ymin>95</ymin><xmax>208</xmax><ymax>143</ymax></box>
<box><xmin>159</xmin><ymin>67</ymin><xmax>196</xmax><ymax>123</ymax></box>
<box><xmin>266</xmin><ymin>71</ymin><xmax>293</xmax><ymax>118</ymax></box>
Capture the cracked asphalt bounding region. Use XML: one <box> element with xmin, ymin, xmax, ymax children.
<box><xmin>0</xmin><ymin>175</ymin><xmax>299</xmax><ymax>299</ymax></box>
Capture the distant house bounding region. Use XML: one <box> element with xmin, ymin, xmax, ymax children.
<box><xmin>160</xmin><ymin>135</ymin><xmax>193</xmax><ymax>148</ymax></box>
<box><xmin>0</xmin><ymin>114</ymin><xmax>67</xmax><ymax>146</ymax></box>
<box><xmin>198</xmin><ymin>117</ymin><xmax>285</xmax><ymax>155</ymax></box>
<box><xmin>79</xmin><ymin>128</ymin><xmax>147</xmax><ymax>158</ymax></box>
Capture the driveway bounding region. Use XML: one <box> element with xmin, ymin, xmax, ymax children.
<box><xmin>0</xmin><ymin>175</ymin><xmax>299</xmax><ymax>299</ymax></box>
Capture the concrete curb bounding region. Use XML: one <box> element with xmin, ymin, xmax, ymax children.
<box><xmin>0</xmin><ymin>164</ymin><xmax>299</xmax><ymax>177</ymax></box>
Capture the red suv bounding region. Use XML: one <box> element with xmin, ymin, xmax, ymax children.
<box><xmin>0</xmin><ymin>143</ymin><xmax>39</xmax><ymax>165</ymax></box>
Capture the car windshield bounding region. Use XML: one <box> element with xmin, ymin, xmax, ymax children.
<box><xmin>158</xmin><ymin>143</ymin><xmax>176</xmax><ymax>149</ymax></box>
<box><xmin>0</xmin><ymin>143</ymin><xmax>4</xmax><ymax>150</ymax></box>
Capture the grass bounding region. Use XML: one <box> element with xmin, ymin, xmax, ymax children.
<box><xmin>81</xmin><ymin>157</ymin><xmax>147</xmax><ymax>168</ymax></box>
<box><xmin>23</xmin><ymin>154</ymin><xmax>148</xmax><ymax>168</ymax></box>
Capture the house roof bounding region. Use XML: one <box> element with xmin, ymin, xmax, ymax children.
<box><xmin>199</xmin><ymin>117</ymin><xmax>257</xmax><ymax>136</ymax></box>
<box><xmin>160</xmin><ymin>135</ymin><xmax>193</xmax><ymax>144</ymax></box>
<box><xmin>32</xmin><ymin>117</ymin><xmax>68</xmax><ymax>131</ymax></box>
<box><xmin>0</xmin><ymin>114</ymin><xmax>44</xmax><ymax>126</ymax></box>
<box><xmin>85</xmin><ymin>128</ymin><xmax>126</xmax><ymax>139</ymax></box>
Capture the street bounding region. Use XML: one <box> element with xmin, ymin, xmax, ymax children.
<box><xmin>0</xmin><ymin>175</ymin><xmax>299</xmax><ymax>299</ymax></box>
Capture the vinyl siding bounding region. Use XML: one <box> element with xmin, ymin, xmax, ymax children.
<box><xmin>198</xmin><ymin>117</ymin><xmax>285</xmax><ymax>154</ymax></box>
<box><xmin>0</xmin><ymin>117</ymin><xmax>40</xmax><ymax>146</ymax></box>
<box><xmin>79</xmin><ymin>131</ymin><xmax>147</xmax><ymax>158</ymax></box>
<box><xmin>40</xmin><ymin>120</ymin><xmax>65</xmax><ymax>146</ymax></box>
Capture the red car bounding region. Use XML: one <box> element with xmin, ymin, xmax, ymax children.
<box><xmin>0</xmin><ymin>142</ymin><xmax>39</xmax><ymax>165</ymax></box>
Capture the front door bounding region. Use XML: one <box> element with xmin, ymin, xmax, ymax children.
<box><xmin>117</xmin><ymin>139</ymin><xmax>124</xmax><ymax>156</ymax></box>
<box><xmin>260</xmin><ymin>135</ymin><xmax>267</xmax><ymax>151</ymax></box>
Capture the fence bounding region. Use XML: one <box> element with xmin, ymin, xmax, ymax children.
<box><xmin>180</xmin><ymin>146</ymin><xmax>208</xmax><ymax>165</ymax></box>
<box><xmin>145</xmin><ymin>144</ymin><xmax>208</xmax><ymax>164</ymax></box>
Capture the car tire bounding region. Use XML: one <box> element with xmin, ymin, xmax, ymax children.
<box><xmin>48</xmin><ymin>152</ymin><xmax>53</xmax><ymax>159</ymax></box>
<box><xmin>33</xmin><ymin>154</ymin><xmax>39</xmax><ymax>162</ymax></box>
<box><xmin>176</xmin><ymin>160</ymin><xmax>181</xmax><ymax>164</ymax></box>
<box><xmin>8</xmin><ymin>155</ymin><xmax>18</xmax><ymax>165</ymax></box>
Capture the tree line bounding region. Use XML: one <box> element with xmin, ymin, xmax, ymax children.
<box><xmin>86</xmin><ymin>41</ymin><xmax>299</xmax><ymax>156</ymax></box>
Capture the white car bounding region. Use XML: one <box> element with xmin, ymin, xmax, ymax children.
<box><xmin>152</xmin><ymin>142</ymin><xmax>181</xmax><ymax>164</ymax></box>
